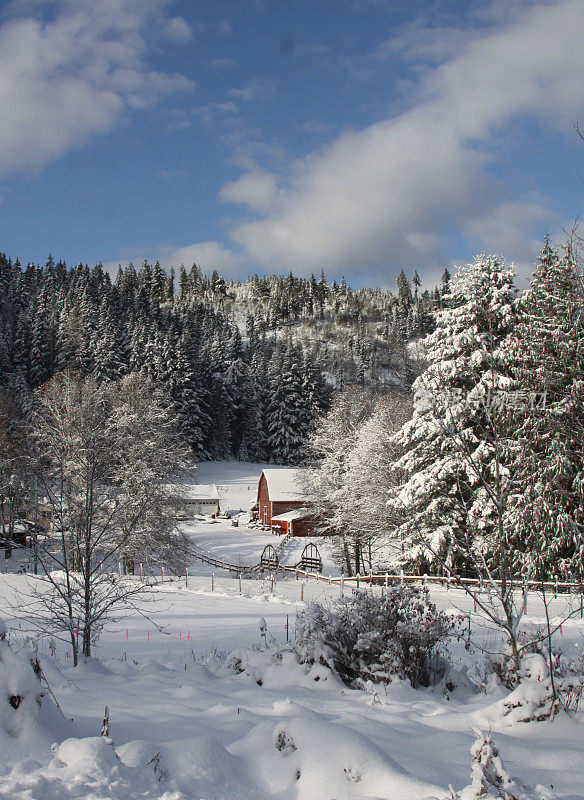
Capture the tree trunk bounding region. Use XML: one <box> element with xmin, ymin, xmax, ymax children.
<box><xmin>82</xmin><ymin>553</ymin><xmax>92</xmax><ymax>658</ymax></box>
<box><xmin>341</xmin><ymin>535</ymin><xmax>352</xmax><ymax>576</ymax></box>
<box><xmin>70</xmin><ymin>629</ymin><xmax>78</xmax><ymax>667</ymax></box>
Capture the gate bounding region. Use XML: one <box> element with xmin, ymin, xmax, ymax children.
<box><xmin>260</xmin><ymin>544</ymin><xmax>279</xmax><ymax>571</ymax></box>
<box><xmin>297</xmin><ymin>543</ymin><xmax>322</xmax><ymax>573</ymax></box>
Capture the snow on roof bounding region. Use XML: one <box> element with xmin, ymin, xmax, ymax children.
<box><xmin>271</xmin><ymin>508</ymin><xmax>311</xmax><ymax>523</ymax></box>
<box><xmin>261</xmin><ymin>469</ymin><xmax>306</xmax><ymax>502</ymax></box>
<box><xmin>182</xmin><ymin>484</ymin><xmax>220</xmax><ymax>501</ymax></box>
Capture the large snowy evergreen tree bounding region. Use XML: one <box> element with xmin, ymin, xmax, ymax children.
<box><xmin>506</xmin><ymin>238</ymin><xmax>584</xmax><ymax>578</ymax></box>
<box><xmin>387</xmin><ymin>255</ymin><xmax>518</xmax><ymax>575</ymax></box>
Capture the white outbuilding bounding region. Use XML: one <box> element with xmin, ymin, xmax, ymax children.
<box><xmin>182</xmin><ymin>484</ymin><xmax>221</xmax><ymax>517</ymax></box>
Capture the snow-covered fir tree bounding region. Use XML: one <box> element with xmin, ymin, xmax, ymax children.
<box><xmin>506</xmin><ymin>238</ymin><xmax>584</xmax><ymax>579</ymax></box>
<box><xmin>387</xmin><ymin>255</ymin><xmax>518</xmax><ymax>575</ymax></box>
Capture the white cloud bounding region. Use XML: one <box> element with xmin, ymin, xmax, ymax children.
<box><xmin>162</xmin><ymin>15</ymin><xmax>192</xmax><ymax>44</ymax></box>
<box><xmin>228</xmin><ymin>78</ymin><xmax>275</xmax><ymax>103</ymax></box>
<box><xmin>154</xmin><ymin>241</ymin><xmax>244</xmax><ymax>277</ymax></box>
<box><xmin>194</xmin><ymin>101</ymin><xmax>239</xmax><ymax>115</ymax></box>
<box><xmin>103</xmin><ymin>240</ymin><xmax>245</xmax><ymax>280</ymax></box>
<box><xmin>0</xmin><ymin>0</ymin><xmax>193</xmax><ymax>177</ymax></box>
<box><xmin>192</xmin><ymin>101</ymin><xmax>239</xmax><ymax>126</ymax></box>
<box><xmin>219</xmin><ymin>170</ymin><xmax>279</xmax><ymax>212</ymax></box>
<box><xmin>374</xmin><ymin>22</ymin><xmax>478</xmax><ymax>66</ymax></box>
<box><xmin>221</xmin><ymin>0</ymin><xmax>584</xmax><ymax>281</ymax></box>
<box><xmin>462</xmin><ymin>199</ymin><xmax>553</xmax><ymax>286</ymax></box>
<box><xmin>156</xmin><ymin>167</ymin><xmax>187</xmax><ymax>181</ymax></box>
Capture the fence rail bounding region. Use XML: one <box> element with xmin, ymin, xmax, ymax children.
<box><xmin>189</xmin><ymin>544</ymin><xmax>584</xmax><ymax>595</ymax></box>
<box><xmin>179</xmin><ymin>569</ymin><xmax>584</xmax><ymax>627</ymax></box>
<box><xmin>191</xmin><ymin>544</ymin><xmax>251</xmax><ymax>575</ymax></box>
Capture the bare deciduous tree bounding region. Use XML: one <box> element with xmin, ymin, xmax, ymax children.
<box><xmin>20</xmin><ymin>371</ymin><xmax>192</xmax><ymax>665</ymax></box>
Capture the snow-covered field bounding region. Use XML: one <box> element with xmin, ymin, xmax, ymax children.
<box><xmin>0</xmin><ymin>462</ymin><xmax>583</xmax><ymax>799</ymax></box>
<box><xmin>1</xmin><ymin>571</ymin><xmax>583</xmax><ymax>800</ymax></box>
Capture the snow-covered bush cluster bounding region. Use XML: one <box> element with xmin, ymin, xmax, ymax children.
<box><xmin>295</xmin><ymin>585</ymin><xmax>458</xmax><ymax>688</ymax></box>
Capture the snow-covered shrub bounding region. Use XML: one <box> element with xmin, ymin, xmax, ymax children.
<box><xmin>0</xmin><ymin>616</ymin><xmax>76</xmax><ymax>773</ymax></box>
<box><xmin>493</xmin><ymin>650</ymin><xmax>584</xmax><ymax>724</ymax></box>
<box><xmin>486</xmin><ymin>626</ymin><xmax>562</xmax><ymax>691</ymax></box>
<box><xmin>295</xmin><ymin>585</ymin><xmax>458</xmax><ymax>688</ymax></box>
<box><xmin>483</xmin><ymin>627</ymin><xmax>584</xmax><ymax>722</ymax></box>
<box><xmin>273</xmin><ymin>725</ymin><xmax>297</xmax><ymax>754</ymax></box>
<box><xmin>442</xmin><ymin>729</ymin><xmax>557</xmax><ymax>800</ymax></box>
<box><xmin>221</xmin><ymin>644</ymin><xmax>338</xmax><ymax>690</ymax></box>
<box><xmin>0</xmin><ymin>618</ymin><xmax>44</xmax><ymax>742</ymax></box>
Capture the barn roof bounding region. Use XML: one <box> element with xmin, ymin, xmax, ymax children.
<box><xmin>261</xmin><ymin>469</ymin><xmax>305</xmax><ymax>502</ymax></box>
<box><xmin>182</xmin><ymin>484</ymin><xmax>220</xmax><ymax>501</ymax></box>
<box><xmin>271</xmin><ymin>507</ymin><xmax>310</xmax><ymax>522</ymax></box>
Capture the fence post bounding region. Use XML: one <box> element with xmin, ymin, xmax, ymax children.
<box><xmin>300</xmin><ymin>583</ymin><xmax>304</xmax><ymax>602</ymax></box>
<box><xmin>340</xmin><ymin>575</ymin><xmax>344</xmax><ymax>597</ymax></box>
<box><xmin>270</xmin><ymin>574</ymin><xmax>274</xmax><ymax>595</ymax></box>
<box><xmin>161</xmin><ymin>566</ymin><xmax>165</xmax><ymax>582</ymax></box>
<box><xmin>555</xmin><ymin>576</ymin><xmax>558</xmax><ymax>598</ymax></box>
<box><xmin>328</xmin><ymin>574</ymin><xmax>332</xmax><ymax>585</ymax></box>
<box><xmin>140</xmin><ymin>563</ymin><xmax>143</xmax><ymax>578</ymax></box>
<box><xmin>400</xmin><ymin>569</ymin><xmax>404</xmax><ymax>585</ymax></box>
<box><xmin>185</xmin><ymin>567</ymin><xmax>188</xmax><ymax>588</ymax></box>
<box><xmin>211</xmin><ymin>572</ymin><xmax>215</xmax><ymax>592</ymax></box>
<box><xmin>357</xmin><ymin>573</ymin><xmax>360</xmax><ymax>589</ymax></box>
<box><xmin>369</xmin><ymin>570</ymin><xmax>373</xmax><ymax>592</ymax></box>
<box><xmin>239</xmin><ymin>573</ymin><xmax>242</xmax><ymax>595</ymax></box>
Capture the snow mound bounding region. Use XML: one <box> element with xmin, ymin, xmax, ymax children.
<box><xmin>118</xmin><ymin>734</ymin><xmax>264</xmax><ymax>799</ymax></box>
<box><xmin>0</xmin><ymin>619</ymin><xmax>72</xmax><ymax>765</ymax></box>
<box><xmin>156</xmin><ymin>735</ymin><xmax>262</xmax><ymax>799</ymax></box>
<box><xmin>231</xmin><ymin>709</ymin><xmax>444</xmax><ymax>799</ymax></box>
<box><xmin>0</xmin><ymin>736</ymin><xmax>183</xmax><ymax>800</ymax></box>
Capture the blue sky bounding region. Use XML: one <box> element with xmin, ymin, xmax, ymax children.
<box><xmin>0</xmin><ymin>0</ymin><xmax>583</xmax><ymax>289</ymax></box>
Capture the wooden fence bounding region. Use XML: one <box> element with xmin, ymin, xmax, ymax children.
<box><xmin>190</xmin><ymin>544</ymin><xmax>583</xmax><ymax>597</ymax></box>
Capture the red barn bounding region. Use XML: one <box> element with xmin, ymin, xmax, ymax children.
<box><xmin>257</xmin><ymin>469</ymin><xmax>313</xmax><ymax>536</ymax></box>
